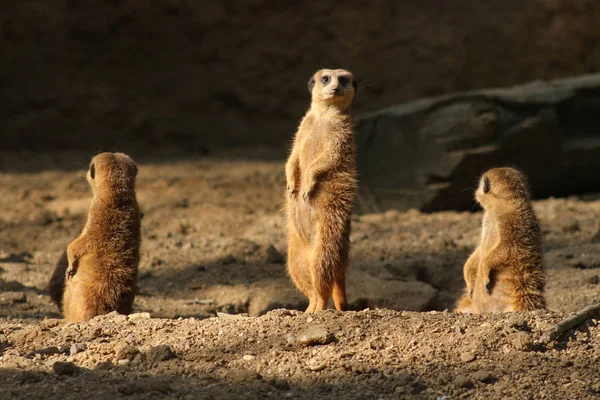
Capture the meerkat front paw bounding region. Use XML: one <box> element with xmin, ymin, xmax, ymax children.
<box><xmin>484</xmin><ymin>277</ymin><xmax>491</xmax><ymax>295</ymax></box>
<box><xmin>287</xmin><ymin>182</ymin><xmax>298</xmax><ymax>198</ymax></box>
<box><xmin>302</xmin><ymin>178</ymin><xmax>317</xmax><ymax>201</ymax></box>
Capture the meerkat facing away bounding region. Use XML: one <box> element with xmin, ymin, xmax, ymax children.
<box><xmin>455</xmin><ymin>167</ymin><xmax>546</xmax><ymax>313</ymax></box>
<box><xmin>285</xmin><ymin>69</ymin><xmax>357</xmax><ymax>313</ymax></box>
<box><xmin>62</xmin><ymin>152</ymin><xmax>141</xmax><ymax>322</ymax></box>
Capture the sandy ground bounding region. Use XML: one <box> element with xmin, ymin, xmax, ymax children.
<box><xmin>1</xmin><ymin>149</ymin><xmax>600</xmax><ymax>399</ymax></box>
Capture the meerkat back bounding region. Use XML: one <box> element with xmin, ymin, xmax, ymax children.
<box><xmin>62</xmin><ymin>152</ymin><xmax>141</xmax><ymax>322</ymax></box>
<box><xmin>455</xmin><ymin>167</ymin><xmax>545</xmax><ymax>314</ymax></box>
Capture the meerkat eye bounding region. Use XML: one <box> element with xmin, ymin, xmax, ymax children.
<box><xmin>483</xmin><ymin>176</ymin><xmax>490</xmax><ymax>193</ymax></box>
<box><xmin>338</xmin><ymin>76</ymin><xmax>350</xmax><ymax>86</ymax></box>
<box><xmin>89</xmin><ymin>163</ymin><xmax>95</xmax><ymax>179</ymax></box>
<box><xmin>321</xmin><ymin>75</ymin><xmax>330</xmax><ymax>84</ymax></box>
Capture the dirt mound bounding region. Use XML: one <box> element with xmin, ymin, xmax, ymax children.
<box><xmin>1</xmin><ymin>309</ymin><xmax>599</xmax><ymax>399</ymax></box>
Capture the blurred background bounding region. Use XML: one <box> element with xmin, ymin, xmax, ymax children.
<box><xmin>1</xmin><ymin>1</ymin><xmax>600</xmax><ymax>320</ymax></box>
<box><xmin>3</xmin><ymin>0</ymin><xmax>600</xmax><ymax>154</ymax></box>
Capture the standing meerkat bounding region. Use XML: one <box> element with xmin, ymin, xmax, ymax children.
<box><xmin>62</xmin><ymin>152</ymin><xmax>141</xmax><ymax>322</ymax></box>
<box><xmin>285</xmin><ymin>68</ymin><xmax>357</xmax><ymax>313</ymax></box>
<box><xmin>455</xmin><ymin>167</ymin><xmax>546</xmax><ymax>313</ymax></box>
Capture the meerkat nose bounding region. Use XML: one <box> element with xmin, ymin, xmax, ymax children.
<box><xmin>332</xmin><ymin>87</ymin><xmax>340</xmax><ymax>95</ymax></box>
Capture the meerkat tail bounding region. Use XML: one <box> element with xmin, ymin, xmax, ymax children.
<box><xmin>508</xmin><ymin>272</ymin><xmax>546</xmax><ymax>311</ymax></box>
<box><xmin>47</xmin><ymin>250</ymin><xmax>68</xmax><ymax>311</ymax></box>
<box><xmin>286</xmin><ymin>231</ymin><xmax>315</xmax><ymax>311</ymax></box>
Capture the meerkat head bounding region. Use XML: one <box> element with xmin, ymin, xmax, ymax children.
<box><xmin>88</xmin><ymin>152</ymin><xmax>138</xmax><ymax>199</ymax></box>
<box><xmin>308</xmin><ymin>69</ymin><xmax>357</xmax><ymax>110</ymax></box>
<box><xmin>475</xmin><ymin>167</ymin><xmax>531</xmax><ymax>211</ymax></box>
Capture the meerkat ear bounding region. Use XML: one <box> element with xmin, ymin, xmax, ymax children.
<box><xmin>89</xmin><ymin>163</ymin><xmax>96</xmax><ymax>180</ymax></box>
<box><xmin>483</xmin><ymin>176</ymin><xmax>490</xmax><ymax>194</ymax></box>
<box><xmin>308</xmin><ymin>77</ymin><xmax>315</xmax><ymax>93</ymax></box>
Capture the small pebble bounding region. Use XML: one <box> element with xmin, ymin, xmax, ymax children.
<box><xmin>243</xmin><ymin>354</ymin><xmax>256</xmax><ymax>361</ymax></box>
<box><xmin>147</xmin><ymin>345</ymin><xmax>176</xmax><ymax>362</ymax></box>
<box><xmin>460</xmin><ymin>352</ymin><xmax>476</xmax><ymax>363</ymax></box>
<box><xmin>52</xmin><ymin>362</ymin><xmax>80</xmax><ymax>376</ymax></box>
<box><xmin>70</xmin><ymin>343</ymin><xmax>86</xmax><ymax>356</ymax></box>
<box><xmin>308</xmin><ymin>362</ymin><xmax>326</xmax><ymax>372</ymax></box>
<box><xmin>297</xmin><ymin>325</ymin><xmax>336</xmax><ymax>346</ymax></box>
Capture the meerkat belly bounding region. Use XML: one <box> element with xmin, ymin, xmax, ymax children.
<box><xmin>291</xmin><ymin>197</ymin><xmax>317</xmax><ymax>242</ymax></box>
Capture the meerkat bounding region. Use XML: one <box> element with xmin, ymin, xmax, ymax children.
<box><xmin>62</xmin><ymin>152</ymin><xmax>141</xmax><ymax>322</ymax></box>
<box><xmin>285</xmin><ymin>69</ymin><xmax>358</xmax><ymax>313</ymax></box>
<box><xmin>455</xmin><ymin>167</ymin><xmax>546</xmax><ymax>314</ymax></box>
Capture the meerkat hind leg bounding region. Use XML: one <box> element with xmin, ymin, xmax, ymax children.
<box><xmin>332</xmin><ymin>275</ymin><xmax>347</xmax><ymax>311</ymax></box>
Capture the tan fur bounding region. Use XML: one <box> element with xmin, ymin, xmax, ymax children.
<box><xmin>285</xmin><ymin>69</ymin><xmax>357</xmax><ymax>313</ymax></box>
<box><xmin>62</xmin><ymin>152</ymin><xmax>141</xmax><ymax>322</ymax></box>
<box><xmin>455</xmin><ymin>168</ymin><xmax>546</xmax><ymax>314</ymax></box>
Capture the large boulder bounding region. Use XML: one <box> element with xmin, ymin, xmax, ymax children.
<box><xmin>355</xmin><ymin>74</ymin><xmax>600</xmax><ymax>213</ymax></box>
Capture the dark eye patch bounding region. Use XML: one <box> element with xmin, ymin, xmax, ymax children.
<box><xmin>338</xmin><ymin>76</ymin><xmax>350</xmax><ymax>86</ymax></box>
<box><xmin>89</xmin><ymin>163</ymin><xmax>95</xmax><ymax>179</ymax></box>
<box><xmin>483</xmin><ymin>176</ymin><xmax>490</xmax><ymax>193</ymax></box>
<box><xmin>321</xmin><ymin>75</ymin><xmax>330</xmax><ymax>84</ymax></box>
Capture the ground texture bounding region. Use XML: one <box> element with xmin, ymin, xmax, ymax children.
<box><xmin>1</xmin><ymin>150</ymin><xmax>600</xmax><ymax>399</ymax></box>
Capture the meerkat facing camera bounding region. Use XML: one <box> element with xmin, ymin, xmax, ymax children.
<box><xmin>62</xmin><ymin>152</ymin><xmax>141</xmax><ymax>322</ymax></box>
<box><xmin>285</xmin><ymin>69</ymin><xmax>358</xmax><ymax>313</ymax></box>
<box><xmin>455</xmin><ymin>167</ymin><xmax>546</xmax><ymax>313</ymax></box>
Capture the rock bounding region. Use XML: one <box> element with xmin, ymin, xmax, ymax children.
<box><xmin>242</xmin><ymin>354</ymin><xmax>256</xmax><ymax>361</ymax></box>
<box><xmin>355</xmin><ymin>75</ymin><xmax>600</xmax><ymax>213</ymax></box>
<box><xmin>454</xmin><ymin>375</ymin><xmax>473</xmax><ymax>388</ymax></box>
<box><xmin>128</xmin><ymin>312</ymin><xmax>151</xmax><ymax>320</ymax></box>
<box><xmin>308</xmin><ymin>362</ymin><xmax>326</xmax><ymax>372</ymax></box>
<box><xmin>52</xmin><ymin>361</ymin><xmax>81</xmax><ymax>376</ymax></box>
<box><xmin>70</xmin><ymin>343</ymin><xmax>86</xmax><ymax>356</ymax></box>
<box><xmin>472</xmin><ymin>370</ymin><xmax>496</xmax><ymax>384</ymax></box>
<box><xmin>114</xmin><ymin>343</ymin><xmax>138</xmax><ymax>361</ymax></box>
<box><xmin>146</xmin><ymin>345</ymin><xmax>175</xmax><ymax>362</ymax></box>
<box><xmin>508</xmin><ymin>332</ymin><xmax>533</xmax><ymax>351</ymax></box>
<box><xmin>247</xmin><ymin>281</ymin><xmax>306</xmax><ymax>317</ymax></box>
<box><xmin>460</xmin><ymin>352</ymin><xmax>476</xmax><ymax>363</ymax></box>
<box><xmin>266</xmin><ymin>245</ymin><xmax>285</xmax><ymax>264</ymax></box>
<box><xmin>296</xmin><ymin>325</ymin><xmax>336</xmax><ymax>346</ymax></box>
<box><xmin>117</xmin><ymin>359</ymin><xmax>130</xmax><ymax>366</ymax></box>
<box><xmin>347</xmin><ymin>270</ymin><xmax>437</xmax><ymax>312</ymax></box>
